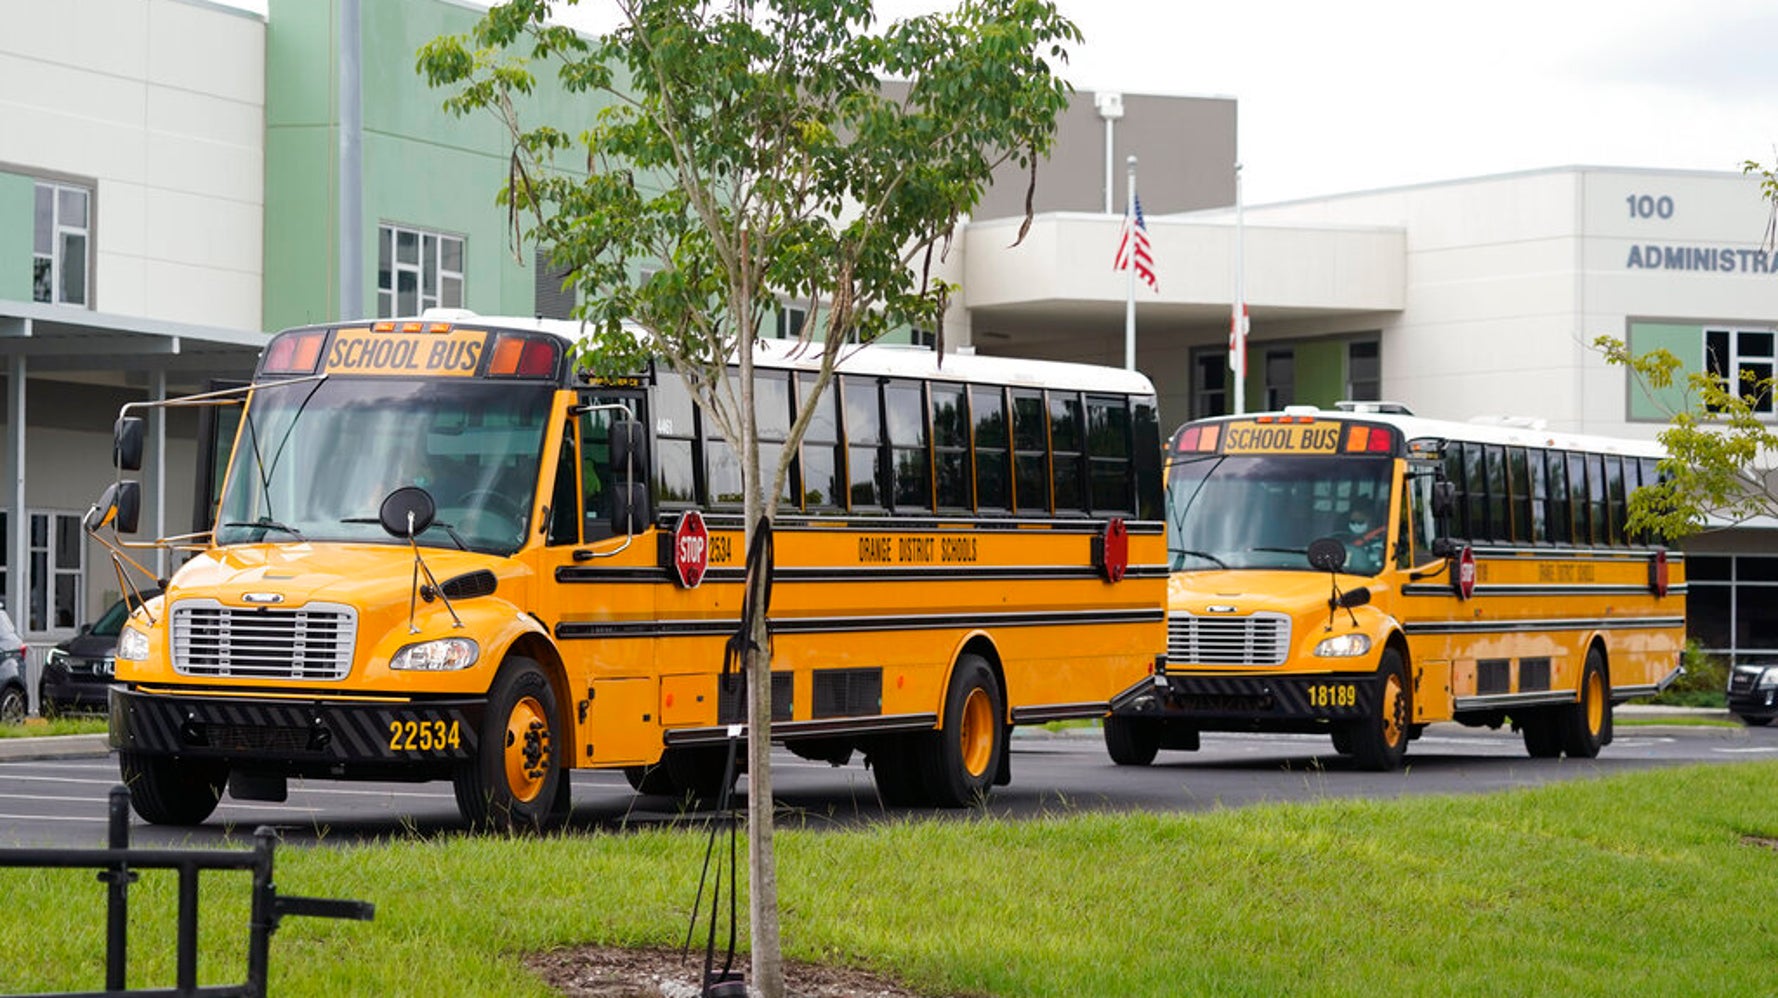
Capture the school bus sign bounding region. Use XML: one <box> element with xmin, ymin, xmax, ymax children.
<box><xmin>1219</xmin><ymin>420</ymin><xmax>1342</xmax><ymax>454</ymax></box>
<box><xmin>324</xmin><ymin>328</ymin><xmax>486</xmax><ymax>377</ymax></box>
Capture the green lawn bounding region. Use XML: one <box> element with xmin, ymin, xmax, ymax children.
<box><xmin>0</xmin><ymin>717</ymin><xmax>108</xmax><ymax>738</ymax></box>
<box><xmin>3</xmin><ymin>761</ymin><xmax>1776</xmax><ymax>996</ymax></box>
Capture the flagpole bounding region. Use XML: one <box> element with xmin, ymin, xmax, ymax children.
<box><xmin>1125</xmin><ymin>155</ymin><xmax>1137</xmax><ymax>372</ymax></box>
<box><xmin>1231</xmin><ymin>162</ymin><xmax>1246</xmax><ymax>414</ymax></box>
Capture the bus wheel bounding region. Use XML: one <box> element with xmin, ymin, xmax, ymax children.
<box><xmin>1104</xmin><ymin>716</ymin><xmax>1160</xmax><ymax>766</ymax></box>
<box><xmin>120</xmin><ymin>751</ymin><xmax>225</xmax><ymax>826</ymax></box>
<box><xmin>1348</xmin><ymin>647</ymin><xmax>1409</xmax><ymax>771</ymax></box>
<box><xmin>624</xmin><ymin>747</ymin><xmax>737</xmax><ymax>802</ymax></box>
<box><xmin>1560</xmin><ymin>649</ymin><xmax>1611</xmax><ymax>759</ymax></box>
<box><xmin>1519</xmin><ymin>712</ymin><xmax>1562</xmax><ymax>757</ymax></box>
<box><xmin>866</xmin><ymin>734</ymin><xmax>927</xmax><ymax>807</ymax></box>
<box><xmin>919</xmin><ymin>654</ymin><xmax>1006</xmax><ymax>807</ymax></box>
<box><xmin>454</xmin><ymin>656</ymin><xmax>565</xmax><ymax>832</ymax></box>
<box><xmin>1330</xmin><ymin>727</ymin><xmax>1354</xmax><ymax>756</ymax></box>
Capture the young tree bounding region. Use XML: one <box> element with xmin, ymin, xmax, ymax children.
<box><xmin>419</xmin><ymin>2</ymin><xmax>1078</xmax><ymax>993</ymax></box>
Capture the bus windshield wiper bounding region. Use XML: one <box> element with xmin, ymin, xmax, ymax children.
<box><xmin>1170</xmin><ymin>548</ymin><xmax>1229</xmax><ymax>569</ymax></box>
<box><xmin>222</xmin><ymin>518</ymin><xmax>305</xmax><ymax>539</ymax></box>
<box><xmin>1251</xmin><ymin>545</ymin><xmax>1306</xmax><ymax>555</ymax></box>
<box><xmin>340</xmin><ymin>516</ymin><xmax>469</xmax><ymax>551</ymax></box>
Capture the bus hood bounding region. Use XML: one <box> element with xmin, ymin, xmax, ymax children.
<box><xmin>1168</xmin><ymin>570</ymin><xmax>1386</xmax><ymax>615</ymax></box>
<box><xmin>167</xmin><ymin>543</ymin><xmax>522</xmax><ymax>609</ymax></box>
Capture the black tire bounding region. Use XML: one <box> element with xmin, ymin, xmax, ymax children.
<box><xmin>1738</xmin><ymin>714</ymin><xmax>1774</xmax><ymax>728</ymax></box>
<box><xmin>1519</xmin><ymin>711</ymin><xmax>1563</xmax><ymax>757</ymax></box>
<box><xmin>1560</xmin><ymin>648</ymin><xmax>1611</xmax><ymax>759</ymax></box>
<box><xmin>866</xmin><ymin>734</ymin><xmax>928</xmax><ymax>807</ymax></box>
<box><xmin>917</xmin><ymin>654</ymin><xmax>1006</xmax><ymax>807</ymax></box>
<box><xmin>0</xmin><ymin>685</ymin><xmax>25</xmax><ymax>725</ymax></box>
<box><xmin>1347</xmin><ymin>647</ymin><xmax>1410</xmax><ymax>771</ymax></box>
<box><xmin>623</xmin><ymin>746</ymin><xmax>737</xmax><ymax>802</ymax></box>
<box><xmin>1330</xmin><ymin>726</ymin><xmax>1354</xmax><ymax>756</ymax></box>
<box><xmin>119</xmin><ymin>751</ymin><xmax>225</xmax><ymax>826</ymax></box>
<box><xmin>453</xmin><ymin>656</ymin><xmax>566</xmax><ymax>832</ymax></box>
<box><xmin>1104</xmin><ymin>716</ymin><xmax>1160</xmax><ymax>766</ymax></box>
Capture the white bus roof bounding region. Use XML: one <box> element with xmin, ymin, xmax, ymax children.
<box><xmin>409</xmin><ymin>310</ymin><xmax>1158</xmax><ymax>396</ymax></box>
<box><xmin>1203</xmin><ymin>405</ymin><xmax>1666</xmax><ymax>459</ymax></box>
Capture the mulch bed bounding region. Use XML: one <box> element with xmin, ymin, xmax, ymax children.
<box><xmin>527</xmin><ymin>945</ymin><xmax>957</xmax><ymax>998</ymax></box>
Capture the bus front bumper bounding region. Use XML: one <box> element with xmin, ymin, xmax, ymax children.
<box><xmin>1109</xmin><ymin>670</ymin><xmax>1385</xmax><ymax>732</ymax></box>
<box><xmin>109</xmin><ymin>686</ymin><xmax>486</xmax><ymax>778</ymax></box>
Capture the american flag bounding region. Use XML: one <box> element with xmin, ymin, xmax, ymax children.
<box><xmin>1114</xmin><ymin>194</ymin><xmax>1158</xmax><ymax>291</ymax></box>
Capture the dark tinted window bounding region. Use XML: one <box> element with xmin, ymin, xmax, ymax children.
<box><xmin>1049</xmin><ymin>392</ymin><xmax>1085</xmax><ymax>513</ymax></box>
<box><xmin>797</xmin><ymin>372</ymin><xmax>842</xmax><ymax>510</ymax></box>
<box><xmin>1086</xmin><ymin>395</ymin><xmax>1133</xmax><ymax>513</ymax></box>
<box><xmin>971</xmin><ymin>386</ymin><xmax>1010</xmax><ymax>511</ymax></box>
<box><xmin>1012</xmin><ymin>390</ymin><xmax>1048</xmax><ymax>513</ymax></box>
<box><xmin>932</xmin><ymin>382</ymin><xmax>971</xmax><ymax>510</ymax></box>
<box><xmin>884</xmin><ymin>379</ymin><xmax>929</xmax><ymax>511</ymax></box>
<box><xmin>841</xmin><ymin>376</ymin><xmax>883</xmax><ymax>509</ymax></box>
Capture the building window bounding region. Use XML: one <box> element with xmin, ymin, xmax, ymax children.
<box><xmin>1</xmin><ymin>510</ymin><xmax>84</xmax><ymax>636</ymax></box>
<box><xmin>534</xmin><ymin>247</ymin><xmax>574</xmax><ymax>319</ymax></box>
<box><xmin>1705</xmin><ymin>327</ymin><xmax>1775</xmax><ymax>414</ymax></box>
<box><xmin>33</xmin><ymin>181</ymin><xmax>91</xmax><ymax>307</ymax></box>
<box><xmin>377</xmin><ymin>224</ymin><xmax>463</xmax><ymax>318</ymax></box>
<box><xmin>773</xmin><ymin>306</ymin><xmax>807</xmax><ymax>340</ymax></box>
<box><xmin>1686</xmin><ymin>555</ymin><xmax>1778</xmax><ymax>670</ymax></box>
<box><xmin>1346</xmin><ymin>340</ymin><xmax>1380</xmax><ymax>401</ymax></box>
<box><xmin>1264</xmin><ymin>350</ymin><xmax>1294</xmax><ymax>409</ymax></box>
<box><xmin>1192</xmin><ymin>351</ymin><xmax>1227</xmax><ymax>418</ymax></box>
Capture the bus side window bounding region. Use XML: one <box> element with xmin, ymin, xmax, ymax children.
<box><xmin>1050</xmin><ymin>391</ymin><xmax>1085</xmax><ymax>513</ymax></box>
<box><xmin>654</xmin><ymin>371</ymin><xmax>698</xmax><ymax>505</ymax></box>
<box><xmin>547</xmin><ymin>423</ymin><xmax>578</xmax><ymax>546</ymax></box>
<box><xmin>884</xmin><ymin>379</ymin><xmax>929</xmax><ymax>512</ymax></box>
<box><xmin>1403</xmin><ymin>468</ymin><xmax>1440</xmax><ymax>567</ymax></box>
<box><xmin>970</xmin><ymin>385</ymin><xmax>1010</xmax><ymax>512</ymax></box>
<box><xmin>1011</xmin><ymin>390</ymin><xmax>1049</xmax><ymax>513</ymax></box>
<box><xmin>842</xmin><ymin>375</ymin><xmax>885</xmax><ymax>509</ymax></box>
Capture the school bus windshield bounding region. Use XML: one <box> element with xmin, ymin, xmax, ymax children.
<box><xmin>1167</xmin><ymin>453</ymin><xmax>1393</xmax><ymax>574</ymax></box>
<box><xmin>214</xmin><ymin>377</ymin><xmax>554</xmax><ymax>553</ymax></box>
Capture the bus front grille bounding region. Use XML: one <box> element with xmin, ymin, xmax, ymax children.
<box><xmin>1167</xmin><ymin>613</ymin><xmax>1291</xmax><ymax>666</ymax></box>
<box><xmin>170</xmin><ymin>600</ymin><xmax>357</xmax><ymax>681</ymax></box>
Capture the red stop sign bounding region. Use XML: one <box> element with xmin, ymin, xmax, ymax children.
<box><xmin>1455</xmin><ymin>545</ymin><xmax>1476</xmax><ymax>600</ymax></box>
<box><xmin>673</xmin><ymin>510</ymin><xmax>709</xmax><ymax>589</ymax></box>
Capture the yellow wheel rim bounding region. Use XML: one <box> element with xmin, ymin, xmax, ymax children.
<box><xmin>1381</xmin><ymin>673</ymin><xmax>1405</xmax><ymax>748</ymax></box>
<box><xmin>959</xmin><ymin>687</ymin><xmax>995</xmax><ymax>778</ymax></box>
<box><xmin>1585</xmin><ymin>670</ymin><xmax>1605</xmax><ymax>736</ymax></box>
<box><xmin>503</xmin><ymin>695</ymin><xmax>551</xmax><ymax>803</ymax></box>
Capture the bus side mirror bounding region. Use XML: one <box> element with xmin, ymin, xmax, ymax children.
<box><xmin>1430</xmin><ymin>537</ymin><xmax>1460</xmax><ymax>559</ymax></box>
<box><xmin>609</xmin><ymin>417</ymin><xmax>644</xmax><ymax>479</ymax></box>
<box><xmin>85</xmin><ymin>481</ymin><xmax>142</xmax><ymax>535</ymax></box>
<box><xmin>609</xmin><ymin>482</ymin><xmax>651</xmax><ymax>536</ymax></box>
<box><xmin>114</xmin><ymin>416</ymin><xmax>145</xmax><ymax>471</ymax></box>
<box><xmin>1430</xmin><ymin>480</ymin><xmax>1455</xmax><ymax>518</ymax></box>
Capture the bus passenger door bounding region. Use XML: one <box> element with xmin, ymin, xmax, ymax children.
<box><xmin>533</xmin><ymin>392</ymin><xmax>661</xmax><ymax>767</ymax></box>
<box><xmin>1396</xmin><ymin>464</ymin><xmax>1455</xmax><ymax>722</ymax></box>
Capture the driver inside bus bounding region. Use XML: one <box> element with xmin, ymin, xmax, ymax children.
<box><xmin>1339</xmin><ymin>500</ymin><xmax>1388</xmax><ymax>573</ymax></box>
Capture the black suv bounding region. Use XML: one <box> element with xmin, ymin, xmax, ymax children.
<box><xmin>39</xmin><ymin>590</ymin><xmax>160</xmax><ymax>717</ymax></box>
<box><xmin>1727</xmin><ymin>661</ymin><xmax>1778</xmax><ymax>727</ymax></box>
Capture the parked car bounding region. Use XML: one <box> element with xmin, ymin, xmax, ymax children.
<box><xmin>0</xmin><ymin>609</ymin><xmax>26</xmax><ymax>724</ymax></box>
<box><xmin>38</xmin><ymin>589</ymin><xmax>161</xmax><ymax>717</ymax></box>
<box><xmin>1727</xmin><ymin>661</ymin><xmax>1778</xmax><ymax>727</ymax></box>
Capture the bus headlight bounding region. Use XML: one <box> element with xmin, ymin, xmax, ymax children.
<box><xmin>390</xmin><ymin>637</ymin><xmax>480</xmax><ymax>672</ymax></box>
<box><xmin>116</xmin><ymin>626</ymin><xmax>149</xmax><ymax>662</ymax></box>
<box><xmin>1314</xmin><ymin>634</ymin><xmax>1372</xmax><ymax>658</ymax></box>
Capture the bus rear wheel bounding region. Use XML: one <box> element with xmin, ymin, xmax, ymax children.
<box><xmin>1520</xmin><ymin>712</ymin><xmax>1563</xmax><ymax>757</ymax></box>
<box><xmin>918</xmin><ymin>654</ymin><xmax>1006</xmax><ymax>807</ymax></box>
<box><xmin>1104</xmin><ymin>716</ymin><xmax>1160</xmax><ymax>766</ymax></box>
<box><xmin>1560</xmin><ymin>649</ymin><xmax>1610</xmax><ymax>759</ymax></box>
<box><xmin>1347</xmin><ymin>647</ymin><xmax>1409</xmax><ymax>771</ymax></box>
<box><xmin>454</xmin><ymin>656</ymin><xmax>568</xmax><ymax>832</ymax></box>
<box><xmin>120</xmin><ymin>751</ymin><xmax>225</xmax><ymax>826</ymax></box>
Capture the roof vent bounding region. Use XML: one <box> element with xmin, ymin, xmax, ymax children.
<box><xmin>1334</xmin><ymin>400</ymin><xmax>1413</xmax><ymax>415</ymax></box>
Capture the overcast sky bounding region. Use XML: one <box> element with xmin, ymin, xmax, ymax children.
<box><xmin>232</xmin><ymin>0</ymin><xmax>1778</xmax><ymax>204</ymax></box>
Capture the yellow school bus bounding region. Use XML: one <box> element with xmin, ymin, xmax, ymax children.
<box><xmin>92</xmin><ymin>314</ymin><xmax>1167</xmax><ymax>828</ymax></box>
<box><xmin>1105</xmin><ymin>405</ymin><xmax>1685</xmax><ymax>769</ymax></box>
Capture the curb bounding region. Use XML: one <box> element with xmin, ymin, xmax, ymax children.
<box><xmin>0</xmin><ymin>734</ymin><xmax>110</xmax><ymax>762</ymax></box>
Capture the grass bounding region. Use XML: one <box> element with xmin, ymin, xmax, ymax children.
<box><xmin>2</xmin><ymin>762</ymin><xmax>1776</xmax><ymax>996</ymax></box>
<box><xmin>0</xmin><ymin>716</ymin><xmax>109</xmax><ymax>738</ymax></box>
<box><xmin>1615</xmin><ymin>715</ymin><xmax>1741</xmax><ymax>728</ymax></box>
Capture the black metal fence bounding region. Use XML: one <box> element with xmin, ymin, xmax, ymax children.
<box><xmin>0</xmin><ymin>786</ymin><xmax>374</xmax><ymax>997</ymax></box>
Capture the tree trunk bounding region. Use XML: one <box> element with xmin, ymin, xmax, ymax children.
<box><xmin>745</xmin><ymin>625</ymin><xmax>781</xmax><ymax>997</ymax></box>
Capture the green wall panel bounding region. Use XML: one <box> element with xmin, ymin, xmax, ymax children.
<box><xmin>1294</xmin><ymin>339</ymin><xmax>1346</xmax><ymax>409</ymax></box>
<box><xmin>263</xmin><ymin>127</ymin><xmax>339</xmax><ymax>330</ymax></box>
<box><xmin>1625</xmin><ymin>321</ymin><xmax>1699</xmax><ymax>422</ymax></box>
<box><xmin>0</xmin><ymin>171</ymin><xmax>33</xmax><ymax>301</ymax></box>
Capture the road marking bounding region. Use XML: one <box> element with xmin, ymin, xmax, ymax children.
<box><xmin>1714</xmin><ymin>746</ymin><xmax>1778</xmax><ymax>754</ymax></box>
<box><xmin>0</xmin><ymin>792</ymin><xmax>106</xmax><ymax>805</ymax></box>
<box><xmin>0</xmin><ymin>812</ymin><xmax>105</xmax><ymax>823</ymax></box>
